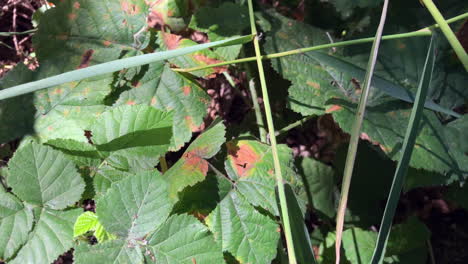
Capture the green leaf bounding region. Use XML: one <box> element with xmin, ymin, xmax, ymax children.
<box><xmin>74</xmin><ymin>239</ymin><xmax>143</xmax><ymax>264</ymax></box>
<box><xmin>165</xmin><ymin>121</ymin><xmax>225</xmax><ymax>200</ymax></box>
<box><xmin>264</xmin><ymin>10</ymin><xmax>467</xmax><ymax>177</ymax></box>
<box><xmin>189</xmin><ymin>2</ymin><xmax>250</xmax><ymax>61</ymax></box>
<box><xmin>157</xmin><ymin>32</ymin><xmax>228</xmax><ymax>78</ymax></box>
<box><xmin>93</xmin><ymin>165</ymin><xmax>133</xmax><ymax>198</ymax></box>
<box><xmin>0</xmin><ymin>64</ymin><xmax>35</xmax><ymax>143</ymax></box>
<box><xmin>34</xmin><ymin>0</ymin><xmax>149</xmax><ymax>71</ymax></box>
<box><xmin>115</xmin><ymin>64</ymin><xmax>210</xmax><ymax>150</ymax></box>
<box><xmin>7</xmin><ymin>141</ymin><xmax>85</xmax><ymax>210</ymax></box>
<box><xmin>172</xmin><ymin>173</ymin><xmax>221</xmax><ymax>217</ymax></box>
<box><xmin>299</xmin><ymin>157</ymin><xmax>337</xmax><ymax>218</ymax></box>
<box><xmin>90</xmin><ymin>105</ymin><xmax>173</xmax><ymax>151</ymax></box>
<box><xmin>149</xmin><ymin>0</ymin><xmax>197</xmax><ymax>32</ymax></box>
<box><xmin>96</xmin><ymin>171</ymin><xmax>173</xmax><ymax>239</ymax></box>
<box><xmin>386</xmin><ymin>217</ymin><xmax>430</xmax><ymax>257</ymax></box>
<box><xmin>145</xmin><ymin>214</ymin><xmax>225</xmax><ymax>264</ymax></box>
<box><xmin>74</xmin><ymin>211</ymin><xmax>99</xmax><ymax>237</ymax></box>
<box><xmin>0</xmin><ymin>188</ymin><xmax>34</xmax><ymax>260</ymax></box>
<box><xmin>74</xmin><ymin>211</ymin><xmax>116</xmax><ymax>242</ymax></box>
<box><xmin>206</xmin><ymin>191</ymin><xmax>280</xmax><ymax>264</ymax></box>
<box><xmin>224</xmin><ymin>140</ymin><xmax>300</xmax><ymax>216</ymax></box>
<box><xmin>342</xmin><ymin>228</ymin><xmax>377</xmax><ymax>264</ymax></box>
<box><xmin>9</xmin><ymin>208</ymin><xmax>81</xmax><ymax>264</ymax></box>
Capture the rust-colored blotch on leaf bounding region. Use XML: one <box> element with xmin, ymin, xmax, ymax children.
<box><xmin>182</xmin><ymin>151</ymin><xmax>208</xmax><ymax>176</ymax></box>
<box><xmin>325</xmin><ymin>105</ymin><xmax>342</xmax><ymax>113</ymax></box>
<box><xmin>162</xmin><ymin>32</ymin><xmax>182</xmax><ymax>50</ymax></box>
<box><xmin>120</xmin><ymin>1</ymin><xmax>140</xmax><ymax>15</ymax></box>
<box><xmin>77</xmin><ymin>49</ymin><xmax>94</xmax><ymax>69</ymax></box>
<box><xmin>227</xmin><ymin>142</ymin><xmax>260</xmax><ymax>177</ymax></box>
<box><xmin>182</xmin><ymin>85</ymin><xmax>191</xmax><ymax>96</ymax></box>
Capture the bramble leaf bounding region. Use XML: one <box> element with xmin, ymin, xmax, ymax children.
<box><xmin>206</xmin><ymin>191</ymin><xmax>280</xmax><ymax>264</ymax></box>
<box><xmin>7</xmin><ymin>141</ymin><xmax>85</xmax><ymax>210</ymax></box>
<box><xmin>0</xmin><ymin>188</ymin><xmax>34</xmax><ymax>260</ymax></box>
<box><xmin>96</xmin><ymin>171</ymin><xmax>173</xmax><ymax>239</ymax></box>
<box><xmin>265</xmin><ymin>11</ymin><xmax>468</xmax><ymax>179</ymax></box>
<box><xmin>116</xmin><ymin>64</ymin><xmax>210</xmax><ymax>150</ymax></box>
<box><xmin>164</xmin><ymin>121</ymin><xmax>226</xmax><ymax>200</ymax></box>
<box><xmin>145</xmin><ymin>214</ymin><xmax>224</xmax><ymax>264</ymax></box>
<box><xmin>225</xmin><ymin>140</ymin><xmax>301</xmax><ymax>216</ymax></box>
<box><xmin>9</xmin><ymin>209</ymin><xmax>82</xmax><ymax>264</ymax></box>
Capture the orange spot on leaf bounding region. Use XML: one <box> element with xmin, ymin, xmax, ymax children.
<box><xmin>126</xmin><ymin>100</ymin><xmax>136</xmax><ymax>105</ymax></box>
<box><xmin>184</xmin><ymin>116</ymin><xmax>201</xmax><ymax>132</ymax></box>
<box><xmin>162</xmin><ymin>32</ymin><xmax>182</xmax><ymax>50</ymax></box>
<box><xmin>182</xmin><ymin>151</ymin><xmax>208</xmax><ymax>176</ymax></box>
<box><xmin>307</xmin><ymin>81</ymin><xmax>320</xmax><ymax>90</ymax></box>
<box><xmin>73</xmin><ymin>2</ymin><xmax>80</xmax><ymax>9</ymax></box>
<box><xmin>192</xmin><ymin>54</ymin><xmax>226</xmax><ymax>76</ymax></box>
<box><xmin>182</xmin><ymin>86</ymin><xmax>191</xmax><ymax>96</ymax></box>
<box><xmin>103</xmin><ymin>40</ymin><xmax>112</xmax><ymax>46</ymax></box>
<box><xmin>325</xmin><ymin>105</ymin><xmax>342</xmax><ymax>113</ymax></box>
<box><xmin>120</xmin><ymin>1</ymin><xmax>140</xmax><ymax>15</ymax></box>
<box><xmin>52</xmin><ymin>88</ymin><xmax>63</xmax><ymax>95</ymax></box>
<box><xmin>150</xmin><ymin>97</ymin><xmax>157</xmax><ymax>105</ymax></box>
<box><xmin>227</xmin><ymin>142</ymin><xmax>261</xmax><ymax>177</ymax></box>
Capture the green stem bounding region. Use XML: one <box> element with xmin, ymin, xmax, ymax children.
<box><xmin>247</xmin><ymin>1</ymin><xmax>297</xmax><ymax>263</ymax></box>
<box><xmin>249</xmin><ymin>80</ymin><xmax>267</xmax><ymax>142</ymax></box>
<box><xmin>275</xmin><ymin>115</ymin><xmax>314</xmax><ymax>137</ymax></box>
<box><xmin>335</xmin><ymin>1</ymin><xmax>389</xmax><ymax>263</ymax></box>
<box><xmin>172</xmin><ymin>12</ymin><xmax>467</xmax><ymax>73</ymax></box>
<box><xmin>421</xmin><ymin>0</ymin><xmax>468</xmax><ymax>71</ymax></box>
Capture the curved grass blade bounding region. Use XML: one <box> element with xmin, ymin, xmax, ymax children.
<box><xmin>0</xmin><ymin>35</ymin><xmax>253</xmax><ymax>101</ymax></box>
<box><xmin>370</xmin><ymin>33</ymin><xmax>438</xmax><ymax>264</ymax></box>
<box><xmin>334</xmin><ymin>1</ymin><xmax>389</xmax><ymax>263</ymax></box>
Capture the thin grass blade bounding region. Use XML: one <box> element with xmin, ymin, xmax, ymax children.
<box><xmin>334</xmin><ymin>1</ymin><xmax>389</xmax><ymax>263</ymax></box>
<box><xmin>276</xmin><ymin>184</ymin><xmax>318</xmax><ymax>264</ymax></box>
<box><xmin>246</xmin><ymin>0</ymin><xmax>297</xmax><ymax>263</ymax></box>
<box><xmin>0</xmin><ymin>35</ymin><xmax>253</xmax><ymax>101</ymax></box>
<box><xmin>370</xmin><ymin>33</ymin><xmax>438</xmax><ymax>264</ymax></box>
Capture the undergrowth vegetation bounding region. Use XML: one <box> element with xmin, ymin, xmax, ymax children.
<box><xmin>0</xmin><ymin>0</ymin><xmax>467</xmax><ymax>263</ymax></box>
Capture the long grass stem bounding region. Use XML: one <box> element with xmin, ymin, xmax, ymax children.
<box><xmin>421</xmin><ymin>0</ymin><xmax>468</xmax><ymax>71</ymax></box>
<box><xmin>335</xmin><ymin>1</ymin><xmax>389</xmax><ymax>263</ymax></box>
<box><xmin>247</xmin><ymin>1</ymin><xmax>297</xmax><ymax>263</ymax></box>
<box><xmin>173</xmin><ymin>12</ymin><xmax>467</xmax><ymax>73</ymax></box>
